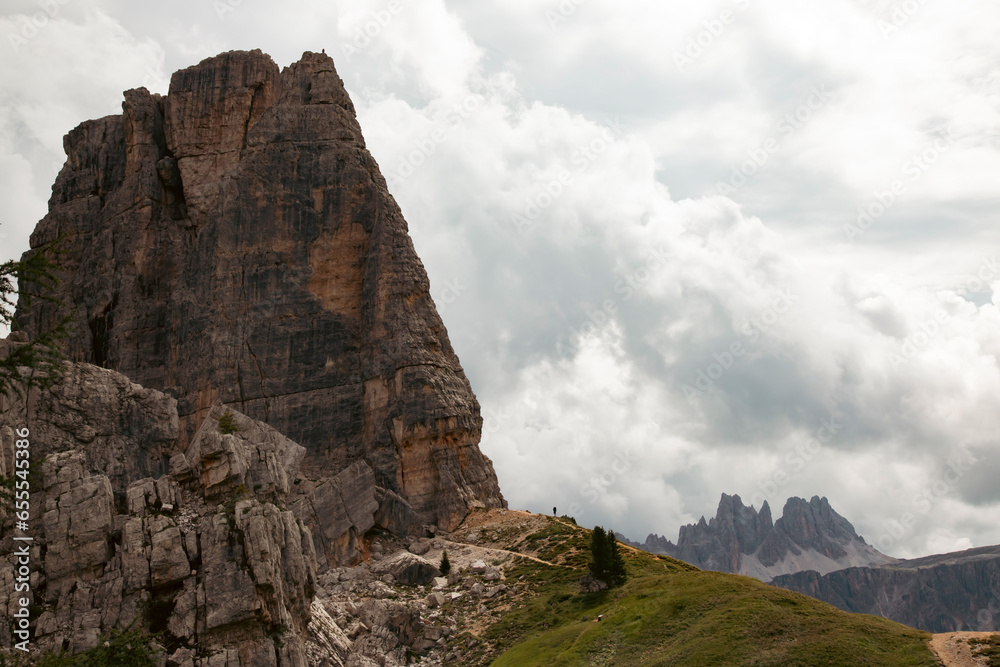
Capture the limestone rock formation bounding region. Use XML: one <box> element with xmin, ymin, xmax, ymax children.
<box><xmin>14</xmin><ymin>48</ymin><xmax>504</xmax><ymax>537</ymax></box>
<box><xmin>0</xmin><ymin>346</ymin><xmax>178</xmax><ymax>494</ymax></box>
<box><xmin>771</xmin><ymin>544</ymin><xmax>1000</xmax><ymax>632</ymax></box>
<box><xmin>0</xmin><ymin>363</ymin><xmax>319</xmax><ymax>662</ymax></box>
<box><xmin>620</xmin><ymin>494</ymin><xmax>894</xmax><ymax>581</ymax></box>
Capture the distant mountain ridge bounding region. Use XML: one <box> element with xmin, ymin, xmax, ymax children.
<box><xmin>620</xmin><ymin>494</ymin><xmax>894</xmax><ymax>581</ymax></box>
<box><xmin>771</xmin><ymin>544</ymin><xmax>1000</xmax><ymax>633</ymax></box>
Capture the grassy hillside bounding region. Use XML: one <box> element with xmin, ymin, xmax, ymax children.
<box><xmin>454</xmin><ymin>516</ymin><xmax>938</xmax><ymax>667</ymax></box>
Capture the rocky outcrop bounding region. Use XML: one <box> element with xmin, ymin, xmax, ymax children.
<box><xmin>289</xmin><ymin>460</ymin><xmax>380</xmax><ymax>566</ymax></box>
<box><xmin>771</xmin><ymin>545</ymin><xmax>1000</xmax><ymax>633</ymax></box>
<box><xmin>621</xmin><ymin>494</ymin><xmax>894</xmax><ymax>581</ymax></box>
<box><xmin>303</xmin><ymin>516</ymin><xmax>527</xmax><ymax>666</ymax></box>
<box><xmin>13</xmin><ymin>48</ymin><xmax>504</xmax><ymax>534</ymax></box>
<box><xmin>0</xmin><ymin>362</ymin><xmax>321</xmax><ymax>662</ymax></box>
<box><xmin>0</xmin><ymin>355</ymin><xmax>178</xmax><ymax>497</ymax></box>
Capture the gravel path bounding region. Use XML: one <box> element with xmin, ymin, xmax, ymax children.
<box><xmin>930</xmin><ymin>632</ymin><xmax>997</xmax><ymax>667</ymax></box>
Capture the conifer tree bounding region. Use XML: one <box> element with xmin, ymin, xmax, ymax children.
<box><xmin>439</xmin><ymin>549</ymin><xmax>451</xmax><ymax>575</ymax></box>
<box><xmin>588</xmin><ymin>525</ymin><xmax>627</xmax><ymax>587</ymax></box>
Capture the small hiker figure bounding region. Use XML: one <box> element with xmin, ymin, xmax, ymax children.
<box><xmin>553</xmin><ymin>506</ymin><xmax>557</xmax><ymax>515</ymax></box>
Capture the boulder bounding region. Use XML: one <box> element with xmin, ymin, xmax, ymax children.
<box><xmin>579</xmin><ymin>574</ymin><xmax>608</xmax><ymax>593</ymax></box>
<box><xmin>375</xmin><ymin>552</ymin><xmax>441</xmax><ymax>587</ymax></box>
<box><xmin>408</xmin><ymin>539</ymin><xmax>431</xmax><ymax>556</ymax></box>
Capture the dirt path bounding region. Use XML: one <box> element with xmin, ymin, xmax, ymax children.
<box><xmin>431</xmin><ymin>538</ymin><xmax>558</xmax><ymax>568</ymax></box>
<box><xmin>435</xmin><ymin>508</ymin><xmax>587</xmax><ymax>570</ymax></box>
<box><xmin>930</xmin><ymin>632</ymin><xmax>997</xmax><ymax>667</ymax></box>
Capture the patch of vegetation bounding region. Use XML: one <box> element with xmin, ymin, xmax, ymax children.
<box><xmin>23</xmin><ymin>626</ymin><xmax>159</xmax><ymax>667</ymax></box>
<box><xmin>218</xmin><ymin>410</ymin><xmax>238</xmax><ymax>435</ymax></box>
<box><xmin>513</xmin><ymin>518</ymin><xmax>591</xmax><ymax>567</ymax></box>
<box><xmin>522</xmin><ymin>521</ymin><xmax>575</xmax><ymax>545</ymax></box>
<box><xmin>968</xmin><ymin>635</ymin><xmax>1000</xmax><ymax>667</ymax></box>
<box><xmin>458</xmin><ymin>520</ymin><xmax>937</xmax><ymax>667</ymax></box>
<box><xmin>0</xmin><ymin>650</ymin><xmax>31</xmax><ymax>667</ymax></box>
<box><xmin>458</xmin><ymin>556</ymin><xmax>588</xmax><ymax>664</ymax></box>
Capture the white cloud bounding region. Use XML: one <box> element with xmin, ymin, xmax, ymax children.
<box><xmin>2</xmin><ymin>0</ymin><xmax>1000</xmax><ymax>559</ymax></box>
<box><xmin>0</xmin><ymin>9</ymin><xmax>166</xmax><ymax>261</ymax></box>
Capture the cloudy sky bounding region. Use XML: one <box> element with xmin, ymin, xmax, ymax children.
<box><xmin>2</xmin><ymin>0</ymin><xmax>1000</xmax><ymax>558</ymax></box>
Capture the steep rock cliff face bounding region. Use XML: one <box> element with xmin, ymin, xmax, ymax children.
<box><xmin>0</xmin><ymin>361</ymin><xmax>319</xmax><ymax>663</ymax></box>
<box><xmin>621</xmin><ymin>494</ymin><xmax>893</xmax><ymax>581</ymax></box>
<box><xmin>771</xmin><ymin>545</ymin><xmax>1000</xmax><ymax>633</ymax></box>
<box><xmin>14</xmin><ymin>49</ymin><xmax>504</xmax><ymax>534</ymax></box>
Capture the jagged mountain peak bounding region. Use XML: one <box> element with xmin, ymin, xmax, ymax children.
<box><xmin>621</xmin><ymin>493</ymin><xmax>893</xmax><ymax>581</ymax></box>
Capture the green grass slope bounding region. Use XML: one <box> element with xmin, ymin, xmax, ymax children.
<box><xmin>471</xmin><ymin>518</ymin><xmax>937</xmax><ymax>667</ymax></box>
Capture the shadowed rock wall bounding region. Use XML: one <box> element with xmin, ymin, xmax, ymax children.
<box><xmin>14</xmin><ymin>49</ymin><xmax>505</xmax><ymax>534</ymax></box>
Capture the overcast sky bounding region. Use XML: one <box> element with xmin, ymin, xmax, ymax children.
<box><xmin>2</xmin><ymin>0</ymin><xmax>999</xmax><ymax>559</ymax></box>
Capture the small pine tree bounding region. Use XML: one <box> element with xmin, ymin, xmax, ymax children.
<box><xmin>218</xmin><ymin>410</ymin><xmax>238</xmax><ymax>434</ymax></box>
<box><xmin>588</xmin><ymin>526</ymin><xmax>627</xmax><ymax>587</ymax></box>
<box><xmin>607</xmin><ymin>531</ymin><xmax>627</xmax><ymax>586</ymax></box>
<box><xmin>589</xmin><ymin>526</ymin><xmax>609</xmax><ymax>582</ymax></box>
<box><xmin>439</xmin><ymin>549</ymin><xmax>451</xmax><ymax>575</ymax></box>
